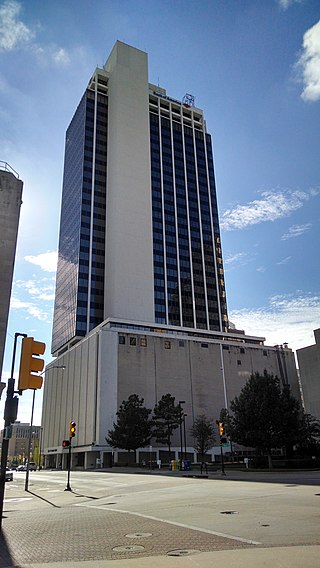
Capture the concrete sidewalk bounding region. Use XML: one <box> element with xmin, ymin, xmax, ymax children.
<box><xmin>4</xmin><ymin>547</ymin><xmax>320</xmax><ymax>568</ymax></box>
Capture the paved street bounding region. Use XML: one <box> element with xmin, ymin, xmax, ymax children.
<box><xmin>1</xmin><ymin>468</ymin><xmax>320</xmax><ymax>567</ymax></box>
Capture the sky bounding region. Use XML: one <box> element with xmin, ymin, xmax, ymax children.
<box><xmin>0</xmin><ymin>0</ymin><xmax>320</xmax><ymax>426</ymax></box>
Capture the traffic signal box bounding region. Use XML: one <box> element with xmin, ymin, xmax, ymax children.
<box><xmin>70</xmin><ymin>421</ymin><xmax>76</xmax><ymax>438</ymax></box>
<box><xmin>62</xmin><ymin>440</ymin><xmax>70</xmax><ymax>448</ymax></box>
<box><xmin>219</xmin><ymin>421</ymin><xmax>224</xmax><ymax>437</ymax></box>
<box><xmin>18</xmin><ymin>337</ymin><xmax>46</xmax><ymax>391</ymax></box>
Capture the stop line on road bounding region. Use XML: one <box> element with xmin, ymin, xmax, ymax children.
<box><xmin>4</xmin><ymin>497</ymin><xmax>33</xmax><ymax>503</ymax></box>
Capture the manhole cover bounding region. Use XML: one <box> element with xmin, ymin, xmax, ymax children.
<box><xmin>112</xmin><ymin>545</ymin><xmax>145</xmax><ymax>553</ymax></box>
<box><xmin>126</xmin><ymin>532</ymin><xmax>152</xmax><ymax>539</ymax></box>
<box><xmin>220</xmin><ymin>511</ymin><xmax>239</xmax><ymax>514</ymax></box>
<box><xmin>167</xmin><ymin>549</ymin><xmax>201</xmax><ymax>557</ymax></box>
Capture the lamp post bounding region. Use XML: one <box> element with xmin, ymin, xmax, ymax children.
<box><xmin>37</xmin><ymin>426</ymin><xmax>43</xmax><ymax>470</ymax></box>
<box><xmin>178</xmin><ymin>401</ymin><xmax>185</xmax><ymax>469</ymax></box>
<box><xmin>25</xmin><ymin>365</ymin><xmax>65</xmax><ymax>491</ymax></box>
<box><xmin>183</xmin><ymin>413</ymin><xmax>187</xmax><ymax>459</ymax></box>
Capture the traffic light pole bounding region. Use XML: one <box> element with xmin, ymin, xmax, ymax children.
<box><xmin>65</xmin><ymin>439</ymin><xmax>72</xmax><ymax>491</ymax></box>
<box><xmin>24</xmin><ymin>389</ymin><xmax>36</xmax><ymax>492</ymax></box>
<box><xmin>0</xmin><ymin>332</ymin><xmax>26</xmax><ymax>531</ymax></box>
<box><xmin>216</xmin><ymin>420</ymin><xmax>226</xmax><ymax>476</ymax></box>
<box><xmin>219</xmin><ymin>437</ymin><xmax>226</xmax><ymax>476</ymax></box>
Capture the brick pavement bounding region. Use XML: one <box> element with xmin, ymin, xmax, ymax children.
<box><xmin>0</xmin><ymin>503</ymin><xmax>254</xmax><ymax>567</ymax></box>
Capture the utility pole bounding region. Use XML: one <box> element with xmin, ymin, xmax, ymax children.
<box><xmin>0</xmin><ymin>332</ymin><xmax>26</xmax><ymax>531</ymax></box>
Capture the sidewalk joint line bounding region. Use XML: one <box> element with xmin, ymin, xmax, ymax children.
<box><xmin>74</xmin><ymin>503</ymin><xmax>261</xmax><ymax>545</ymax></box>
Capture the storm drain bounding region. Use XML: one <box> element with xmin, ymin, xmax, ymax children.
<box><xmin>112</xmin><ymin>545</ymin><xmax>145</xmax><ymax>553</ymax></box>
<box><xmin>167</xmin><ymin>549</ymin><xmax>201</xmax><ymax>557</ymax></box>
<box><xmin>220</xmin><ymin>511</ymin><xmax>239</xmax><ymax>515</ymax></box>
<box><xmin>125</xmin><ymin>532</ymin><xmax>153</xmax><ymax>539</ymax></box>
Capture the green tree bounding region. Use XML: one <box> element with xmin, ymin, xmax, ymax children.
<box><xmin>106</xmin><ymin>394</ymin><xmax>153</xmax><ymax>463</ymax></box>
<box><xmin>229</xmin><ymin>371</ymin><xmax>301</xmax><ymax>468</ymax></box>
<box><xmin>153</xmin><ymin>394</ymin><xmax>182</xmax><ymax>458</ymax></box>
<box><xmin>190</xmin><ymin>415</ymin><xmax>215</xmax><ymax>461</ymax></box>
<box><xmin>296</xmin><ymin>413</ymin><xmax>320</xmax><ymax>456</ymax></box>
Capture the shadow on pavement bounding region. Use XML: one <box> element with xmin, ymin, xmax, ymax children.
<box><xmin>26</xmin><ymin>490</ymin><xmax>60</xmax><ymax>508</ymax></box>
<box><xmin>0</xmin><ymin>531</ymin><xmax>15</xmax><ymax>567</ymax></box>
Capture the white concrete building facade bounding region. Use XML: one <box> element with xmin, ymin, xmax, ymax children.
<box><xmin>297</xmin><ymin>329</ymin><xmax>320</xmax><ymax>421</ymax></box>
<box><xmin>0</xmin><ymin>163</ymin><xmax>23</xmax><ymax>378</ymax></box>
<box><xmin>42</xmin><ymin>319</ymin><xmax>299</xmax><ymax>469</ymax></box>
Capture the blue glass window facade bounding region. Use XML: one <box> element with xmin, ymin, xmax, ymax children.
<box><xmin>150</xmin><ymin>102</ymin><xmax>228</xmax><ymax>332</ymax></box>
<box><xmin>52</xmin><ymin>86</ymin><xmax>108</xmax><ymax>354</ymax></box>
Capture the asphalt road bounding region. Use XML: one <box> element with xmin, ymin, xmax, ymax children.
<box><xmin>1</xmin><ymin>468</ymin><xmax>320</xmax><ymax>566</ymax></box>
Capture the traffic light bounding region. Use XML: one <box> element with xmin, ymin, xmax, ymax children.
<box><xmin>62</xmin><ymin>440</ymin><xmax>70</xmax><ymax>448</ymax></box>
<box><xmin>18</xmin><ymin>337</ymin><xmax>46</xmax><ymax>391</ymax></box>
<box><xmin>219</xmin><ymin>421</ymin><xmax>224</xmax><ymax>437</ymax></box>
<box><xmin>70</xmin><ymin>421</ymin><xmax>76</xmax><ymax>438</ymax></box>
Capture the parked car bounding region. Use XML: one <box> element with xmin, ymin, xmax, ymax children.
<box><xmin>28</xmin><ymin>462</ymin><xmax>37</xmax><ymax>471</ymax></box>
<box><xmin>17</xmin><ymin>464</ymin><xmax>27</xmax><ymax>471</ymax></box>
<box><xmin>5</xmin><ymin>467</ymin><xmax>13</xmax><ymax>482</ymax></box>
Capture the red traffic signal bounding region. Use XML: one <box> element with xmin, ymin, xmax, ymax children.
<box><xmin>62</xmin><ymin>440</ymin><xmax>70</xmax><ymax>448</ymax></box>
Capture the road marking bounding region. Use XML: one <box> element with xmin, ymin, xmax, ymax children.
<box><xmin>75</xmin><ymin>503</ymin><xmax>261</xmax><ymax>545</ymax></box>
<box><xmin>4</xmin><ymin>498</ymin><xmax>33</xmax><ymax>503</ymax></box>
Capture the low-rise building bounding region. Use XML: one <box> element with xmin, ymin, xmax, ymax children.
<box><xmin>297</xmin><ymin>329</ymin><xmax>320</xmax><ymax>420</ymax></box>
<box><xmin>42</xmin><ymin>319</ymin><xmax>300</xmax><ymax>469</ymax></box>
<box><xmin>0</xmin><ymin>422</ymin><xmax>41</xmax><ymax>464</ymax></box>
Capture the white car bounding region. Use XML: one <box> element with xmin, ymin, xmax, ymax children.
<box><xmin>5</xmin><ymin>467</ymin><xmax>13</xmax><ymax>482</ymax></box>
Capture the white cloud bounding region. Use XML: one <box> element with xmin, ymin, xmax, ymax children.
<box><xmin>256</xmin><ymin>266</ymin><xmax>266</xmax><ymax>273</ymax></box>
<box><xmin>281</xmin><ymin>223</ymin><xmax>312</xmax><ymax>240</ymax></box>
<box><xmin>25</xmin><ymin>251</ymin><xmax>58</xmax><ymax>273</ymax></box>
<box><xmin>220</xmin><ymin>188</ymin><xmax>318</xmax><ymax>231</ymax></box>
<box><xmin>0</xmin><ymin>0</ymin><xmax>34</xmax><ymax>51</ymax></box>
<box><xmin>298</xmin><ymin>20</ymin><xmax>320</xmax><ymax>102</ymax></box>
<box><xmin>224</xmin><ymin>252</ymin><xmax>247</xmax><ymax>265</ymax></box>
<box><xmin>0</xmin><ymin>1</ymin><xmax>71</xmax><ymax>66</ymax></box>
<box><xmin>52</xmin><ymin>48</ymin><xmax>70</xmax><ymax>66</ymax></box>
<box><xmin>10</xmin><ymin>296</ymin><xmax>51</xmax><ymax>322</ymax></box>
<box><xmin>277</xmin><ymin>256</ymin><xmax>291</xmax><ymax>265</ymax></box>
<box><xmin>277</xmin><ymin>0</ymin><xmax>303</xmax><ymax>10</ymax></box>
<box><xmin>15</xmin><ymin>278</ymin><xmax>55</xmax><ymax>301</ymax></box>
<box><xmin>230</xmin><ymin>293</ymin><xmax>320</xmax><ymax>352</ymax></box>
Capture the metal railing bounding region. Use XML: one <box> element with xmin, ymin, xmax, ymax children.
<box><xmin>0</xmin><ymin>161</ymin><xmax>19</xmax><ymax>178</ymax></box>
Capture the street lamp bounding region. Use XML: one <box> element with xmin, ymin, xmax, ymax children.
<box><xmin>178</xmin><ymin>401</ymin><xmax>185</xmax><ymax>469</ymax></box>
<box><xmin>25</xmin><ymin>365</ymin><xmax>66</xmax><ymax>491</ymax></box>
<box><xmin>183</xmin><ymin>413</ymin><xmax>187</xmax><ymax>459</ymax></box>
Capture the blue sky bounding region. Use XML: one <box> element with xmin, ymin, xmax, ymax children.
<box><xmin>1</xmin><ymin>0</ymin><xmax>320</xmax><ymax>425</ymax></box>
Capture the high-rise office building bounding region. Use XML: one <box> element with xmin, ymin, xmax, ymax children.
<box><xmin>0</xmin><ymin>163</ymin><xmax>23</xmax><ymax>377</ymax></box>
<box><xmin>44</xmin><ymin>42</ymin><xmax>299</xmax><ymax>469</ymax></box>
<box><xmin>52</xmin><ymin>41</ymin><xmax>227</xmax><ymax>355</ymax></box>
